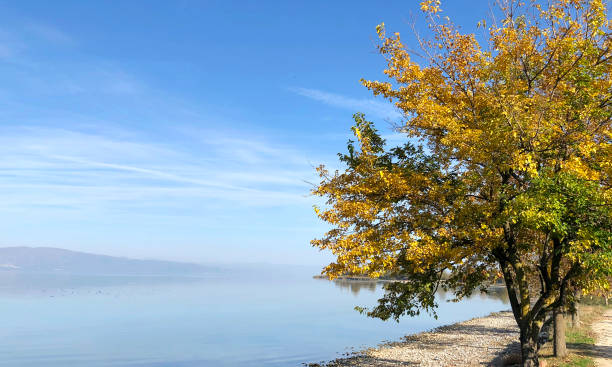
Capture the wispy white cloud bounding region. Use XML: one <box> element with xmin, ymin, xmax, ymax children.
<box><xmin>0</xmin><ymin>22</ymin><xmax>71</xmax><ymax>64</ymax></box>
<box><xmin>189</xmin><ymin>131</ymin><xmax>312</xmax><ymax>166</ymax></box>
<box><xmin>96</xmin><ymin>70</ymin><xmax>141</xmax><ymax>95</ymax></box>
<box><xmin>0</xmin><ymin>125</ymin><xmax>319</xmax><ymax>215</ymax></box>
<box><xmin>13</xmin><ymin>67</ymin><xmax>144</xmax><ymax>96</ymax></box>
<box><xmin>0</xmin><ymin>29</ymin><xmax>26</xmax><ymax>62</ymax></box>
<box><xmin>290</xmin><ymin>87</ymin><xmax>402</xmax><ymax>120</ymax></box>
<box><xmin>25</xmin><ymin>23</ymin><xmax>73</xmax><ymax>45</ymax></box>
<box><xmin>0</xmin><ymin>21</ymin><xmax>141</xmax><ymax>96</ymax></box>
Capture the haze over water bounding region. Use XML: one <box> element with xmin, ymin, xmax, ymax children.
<box><xmin>0</xmin><ymin>267</ymin><xmax>509</xmax><ymax>367</ymax></box>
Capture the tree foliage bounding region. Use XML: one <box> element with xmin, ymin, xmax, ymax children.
<box><xmin>312</xmin><ymin>1</ymin><xmax>612</xmax><ymax>365</ymax></box>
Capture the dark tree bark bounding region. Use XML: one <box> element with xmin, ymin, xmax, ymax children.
<box><xmin>497</xmin><ymin>250</ymin><xmax>543</xmax><ymax>367</ymax></box>
<box><xmin>492</xmin><ymin>230</ymin><xmax>580</xmax><ymax>366</ymax></box>
<box><xmin>520</xmin><ymin>328</ymin><xmax>540</xmax><ymax>367</ymax></box>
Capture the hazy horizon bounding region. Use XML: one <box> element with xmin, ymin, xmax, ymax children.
<box><xmin>0</xmin><ymin>246</ymin><xmax>324</xmax><ymax>268</ymax></box>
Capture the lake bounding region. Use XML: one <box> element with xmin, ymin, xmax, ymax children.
<box><xmin>0</xmin><ymin>267</ymin><xmax>510</xmax><ymax>367</ymax></box>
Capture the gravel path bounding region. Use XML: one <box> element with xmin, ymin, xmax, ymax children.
<box><xmin>313</xmin><ymin>311</ymin><xmax>520</xmax><ymax>367</ymax></box>
<box><xmin>592</xmin><ymin>309</ymin><xmax>612</xmax><ymax>367</ymax></box>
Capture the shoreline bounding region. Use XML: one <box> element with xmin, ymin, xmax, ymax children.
<box><xmin>307</xmin><ymin>310</ymin><xmax>520</xmax><ymax>367</ymax></box>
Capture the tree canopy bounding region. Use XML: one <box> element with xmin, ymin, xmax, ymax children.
<box><xmin>312</xmin><ymin>1</ymin><xmax>612</xmax><ymax>365</ymax></box>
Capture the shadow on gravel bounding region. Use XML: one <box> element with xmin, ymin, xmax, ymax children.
<box><xmin>487</xmin><ymin>341</ymin><xmax>521</xmax><ymax>366</ymax></box>
<box><xmin>566</xmin><ymin>342</ymin><xmax>612</xmax><ymax>360</ymax></box>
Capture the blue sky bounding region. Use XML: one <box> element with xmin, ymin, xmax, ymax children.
<box><xmin>0</xmin><ymin>0</ymin><xmax>491</xmax><ymax>265</ymax></box>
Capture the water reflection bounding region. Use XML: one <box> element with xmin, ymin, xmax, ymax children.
<box><xmin>322</xmin><ymin>277</ymin><xmax>509</xmax><ymax>303</ymax></box>
<box><xmin>437</xmin><ymin>286</ymin><xmax>510</xmax><ymax>304</ymax></box>
<box><xmin>331</xmin><ymin>279</ymin><xmax>378</xmax><ymax>295</ymax></box>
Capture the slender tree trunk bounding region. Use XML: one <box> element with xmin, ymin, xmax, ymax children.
<box><xmin>570</xmin><ymin>306</ymin><xmax>579</xmax><ymax>328</ymax></box>
<box><xmin>570</xmin><ymin>288</ymin><xmax>580</xmax><ymax>328</ymax></box>
<box><xmin>553</xmin><ymin>306</ymin><xmax>567</xmax><ymax>357</ymax></box>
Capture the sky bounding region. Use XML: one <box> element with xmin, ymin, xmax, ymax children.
<box><xmin>0</xmin><ymin>0</ymin><xmax>493</xmax><ymax>266</ymax></box>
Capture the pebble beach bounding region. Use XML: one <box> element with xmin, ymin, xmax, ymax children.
<box><xmin>309</xmin><ymin>311</ymin><xmax>521</xmax><ymax>367</ymax></box>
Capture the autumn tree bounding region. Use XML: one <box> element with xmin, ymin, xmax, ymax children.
<box><xmin>312</xmin><ymin>1</ymin><xmax>612</xmax><ymax>366</ymax></box>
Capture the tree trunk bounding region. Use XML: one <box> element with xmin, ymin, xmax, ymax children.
<box><xmin>570</xmin><ymin>288</ymin><xmax>580</xmax><ymax>328</ymax></box>
<box><xmin>553</xmin><ymin>307</ymin><xmax>567</xmax><ymax>358</ymax></box>
<box><xmin>570</xmin><ymin>306</ymin><xmax>579</xmax><ymax>328</ymax></box>
<box><xmin>521</xmin><ymin>331</ymin><xmax>539</xmax><ymax>367</ymax></box>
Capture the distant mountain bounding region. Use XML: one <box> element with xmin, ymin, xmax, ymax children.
<box><xmin>0</xmin><ymin>247</ymin><xmax>215</xmax><ymax>276</ymax></box>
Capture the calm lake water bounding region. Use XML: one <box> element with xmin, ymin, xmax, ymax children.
<box><xmin>0</xmin><ymin>267</ymin><xmax>509</xmax><ymax>367</ymax></box>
